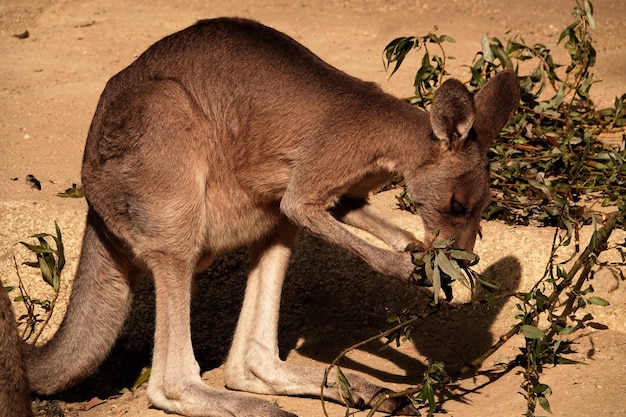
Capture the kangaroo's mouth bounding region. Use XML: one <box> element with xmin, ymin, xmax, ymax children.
<box><xmin>408</xmin><ymin>242</ymin><xmax>479</xmax><ymax>303</ymax></box>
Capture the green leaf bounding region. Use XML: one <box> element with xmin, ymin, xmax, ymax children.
<box><xmin>481</xmin><ymin>35</ymin><xmax>494</xmax><ymax>63</ymax></box>
<box><xmin>416</xmin><ymin>381</ymin><xmax>436</xmax><ymax>416</ymax></box>
<box><xmin>131</xmin><ymin>367</ymin><xmax>151</xmax><ymax>391</ymax></box>
<box><xmin>448</xmin><ymin>249</ymin><xmax>479</xmax><ymax>264</ymax></box>
<box><xmin>19</xmin><ymin>242</ymin><xmax>55</xmax><ymax>254</ymax></box>
<box><xmin>424</xmin><ymin>252</ymin><xmax>435</xmax><ymax>278</ymax></box>
<box><xmin>435</xmin><ymin>250</ymin><xmax>462</xmax><ymax>282</ymax></box>
<box><xmin>414</xmin><ymin>50</ymin><xmax>435</xmax><ymax>90</ymax></box>
<box><xmin>533</xmin><ymin>383</ymin><xmax>551</xmax><ymax>395</ymax></box>
<box><xmin>54</xmin><ymin>222</ymin><xmax>65</xmax><ymax>273</ymax></box>
<box><xmin>587</xmin><ymin>296</ymin><xmax>609</xmax><ymax>306</ymax></box>
<box><xmin>384</xmin><ymin>36</ymin><xmax>417</xmax><ymax>77</ymax></box>
<box><xmin>558</xmin><ymin>21</ymin><xmax>579</xmax><ymax>44</ymax></box>
<box><xmin>521</xmin><ymin>324</ymin><xmax>546</xmax><ymax>340</ymax></box>
<box><xmin>556</xmin><ymin>325</ymin><xmax>577</xmax><ymax>335</ymax></box>
<box><xmin>492</xmin><ymin>44</ymin><xmax>515</xmax><ymax>71</ymax></box>
<box><xmin>336</xmin><ymin>367</ymin><xmax>356</xmax><ymax>407</ymax></box>
<box><xmin>56</xmin><ymin>183</ymin><xmax>84</xmax><ymax>198</ymax></box>
<box><xmin>30</xmin><ymin>233</ymin><xmax>52</xmax><ymax>239</ymax></box>
<box><xmin>584</xmin><ymin>0</ymin><xmax>596</xmax><ymax>30</ymax></box>
<box><xmin>438</xmin><ymin>34</ymin><xmax>456</xmax><ymax>43</ymax></box>
<box><xmin>476</xmin><ymin>274</ymin><xmax>501</xmax><ymax>290</ymax></box>
<box><xmin>431</xmin><ymin>236</ymin><xmax>452</xmax><ymax>249</ymax></box>
<box><xmin>557</xmin><ymin>356</ymin><xmax>583</xmax><ymax>365</ymax></box>
<box><xmin>431</xmin><ymin>262</ymin><xmax>441</xmax><ymax>305</ymax></box>
<box><xmin>538</xmin><ymin>394</ymin><xmax>552</xmax><ymax>413</ymax></box>
<box><xmin>38</xmin><ymin>256</ymin><xmax>54</xmax><ymax>287</ymax></box>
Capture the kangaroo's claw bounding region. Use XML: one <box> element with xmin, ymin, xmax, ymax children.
<box><xmin>368</xmin><ymin>389</ymin><xmax>421</xmax><ymax>415</ymax></box>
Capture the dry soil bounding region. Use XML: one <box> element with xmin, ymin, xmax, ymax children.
<box><xmin>1</xmin><ymin>1</ymin><xmax>625</xmax><ymax>416</ymax></box>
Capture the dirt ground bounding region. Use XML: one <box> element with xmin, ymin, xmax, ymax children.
<box><xmin>1</xmin><ymin>0</ymin><xmax>625</xmax><ymax>416</ymax></box>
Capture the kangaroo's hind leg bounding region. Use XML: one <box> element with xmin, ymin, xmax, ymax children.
<box><xmin>87</xmin><ymin>79</ymin><xmax>295</xmax><ymax>417</ymax></box>
<box><xmin>145</xmin><ymin>253</ymin><xmax>296</xmax><ymax>417</ymax></box>
<box><xmin>223</xmin><ymin>221</ymin><xmax>419</xmax><ymax>415</ymax></box>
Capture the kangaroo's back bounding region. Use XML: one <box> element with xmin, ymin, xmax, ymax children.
<box><xmin>86</xmin><ymin>18</ymin><xmax>423</xmax><ymax>156</ymax></box>
<box><xmin>107</xmin><ymin>18</ymin><xmax>381</xmax><ymax>103</ymax></box>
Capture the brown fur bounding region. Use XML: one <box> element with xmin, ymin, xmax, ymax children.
<box><xmin>6</xmin><ymin>18</ymin><xmax>519</xmax><ymax>417</ymax></box>
<box><xmin>0</xmin><ymin>287</ymin><xmax>32</xmax><ymax>417</ymax></box>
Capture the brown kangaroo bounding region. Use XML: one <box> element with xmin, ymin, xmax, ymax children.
<box><xmin>2</xmin><ymin>17</ymin><xmax>519</xmax><ymax>417</ymax></box>
<box><xmin>0</xmin><ymin>288</ymin><xmax>32</xmax><ymax>417</ymax></box>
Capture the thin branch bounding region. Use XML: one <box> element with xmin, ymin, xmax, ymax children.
<box><xmin>31</xmin><ymin>285</ymin><xmax>59</xmax><ymax>345</ymax></box>
<box><xmin>320</xmin><ymin>315</ymin><xmax>420</xmax><ymax>416</ymax></box>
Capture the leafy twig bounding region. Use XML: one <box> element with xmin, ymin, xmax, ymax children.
<box><xmin>383</xmin><ymin>0</ymin><xmax>625</xmax><ymax>228</ymax></box>
<box><xmin>15</xmin><ymin>222</ymin><xmax>65</xmax><ymax>344</ymax></box>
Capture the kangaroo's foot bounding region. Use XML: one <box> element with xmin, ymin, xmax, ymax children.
<box><xmin>224</xmin><ymin>356</ymin><xmax>419</xmax><ymax>416</ymax></box>
<box><xmin>146</xmin><ymin>373</ymin><xmax>297</xmax><ymax>417</ymax></box>
<box><xmin>226</xmin><ymin>222</ymin><xmax>419</xmax><ymax>415</ymax></box>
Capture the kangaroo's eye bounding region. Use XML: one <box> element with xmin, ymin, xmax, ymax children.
<box><xmin>450</xmin><ymin>197</ymin><xmax>468</xmax><ymax>216</ymax></box>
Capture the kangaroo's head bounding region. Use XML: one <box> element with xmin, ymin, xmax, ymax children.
<box><xmin>408</xmin><ymin>71</ymin><xmax>520</xmax><ymax>253</ymax></box>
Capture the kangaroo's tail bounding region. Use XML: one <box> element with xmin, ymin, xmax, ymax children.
<box><xmin>25</xmin><ymin>208</ymin><xmax>138</xmax><ymax>394</ymax></box>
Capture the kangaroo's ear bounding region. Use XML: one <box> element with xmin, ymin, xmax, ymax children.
<box><xmin>430</xmin><ymin>78</ymin><xmax>475</xmax><ymax>151</ymax></box>
<box><xmin>473</xmin><ymin>71</ymin><xmax>520</xmax><ymax>150</ymax></box>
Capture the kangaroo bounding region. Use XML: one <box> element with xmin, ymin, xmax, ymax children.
<box><xmin>4</xmin><ymin>17</ymin><xmax>520</xmax><ymax>417</ymax></box>
<box><xmin>0</xmin><ymin>287</ymin><xmax>32</xmax><ymax>417</ymax></box>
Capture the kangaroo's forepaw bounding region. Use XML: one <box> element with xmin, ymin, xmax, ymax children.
<box><xmin>366</xmin><ymin>388</ymin><xmax>420</xmax><ymax>416</ymax></box>
<box><xmin>342</xmin><ymin>374</ymin><xmax>421</xmax><ymax>416</ymax></box>
<box><xmin>404</xmin><ymin>240</ymin><xmax>425</xmax><ymax>253</ymax></box>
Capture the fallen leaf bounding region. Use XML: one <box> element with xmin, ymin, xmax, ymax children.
<box><xmin>13</xmin><ymin>30</ymin><xmax>29</xmax><ymax>39</ymax></box>
<box><xmin>83</xmin><ymin>397</ymin><xmax>106</xmax><ymax>411</ymax></box>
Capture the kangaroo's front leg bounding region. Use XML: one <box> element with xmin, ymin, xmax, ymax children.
<box><xmin>145</xmin><ymin>256</ymin><xmax>296</xmax><ymax>417</ymax></box>
<box><xmin>281</xmin><ymin>192</ymin><xmax>415</xmax><ymax>282</ymax></box>
<box><xmin>223</xmin><ymin>221</ymin><xmax>418</xmax><ymax>415</ymax></box>
<box><xmin>331</xmin><ymin>197</ymin><xmax>424</xmax><ymax>252</ymax></box>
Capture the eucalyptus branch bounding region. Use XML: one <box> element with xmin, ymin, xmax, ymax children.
<box><xmin>13</xmin><ymin>256</ymin><xmax>35</xmax><ymax>340</ymax></box>
<box><xmin>457</xmin><ymin>211</ymin><xmax>618</xmax><ymax>376</ymax></box>
<box><xmin>13</xmin><ymin>222</ymin><xmax>65</xmax><ymax>344</ymax></box>
<box><xmin>369</xmin><ymin>2</ymin><xmax>622</xmax><ymax>416</ymax></box>
<box><xmin>324</xmin><ymin>210</ymin><xmax>619</xmax><ymax>417</ymax></box>
<box><xmin>30</xmin><ymin>283</ymin><xmax>59</xmax><ymax>345</ymax></box>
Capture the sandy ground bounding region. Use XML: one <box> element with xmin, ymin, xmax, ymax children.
<box><xmin>1</xmin><ymin>0</ymin><xmax>625</xmax><ymax>416</ymax></box>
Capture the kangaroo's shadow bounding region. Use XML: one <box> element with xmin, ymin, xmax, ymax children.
<box><xmin>58</xmin><ymin>232</ymin><xmax>522</xmax><ymax>403</ymax></box>
<box><xmin>407</xmin><ymin>255</ymin><xmax>522</xmax><ymax>369</ymax></box>
<box><xmin>280</xmin><ymin>235</ymin><xmax>523</xmax><ymax>382</ymax></box>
